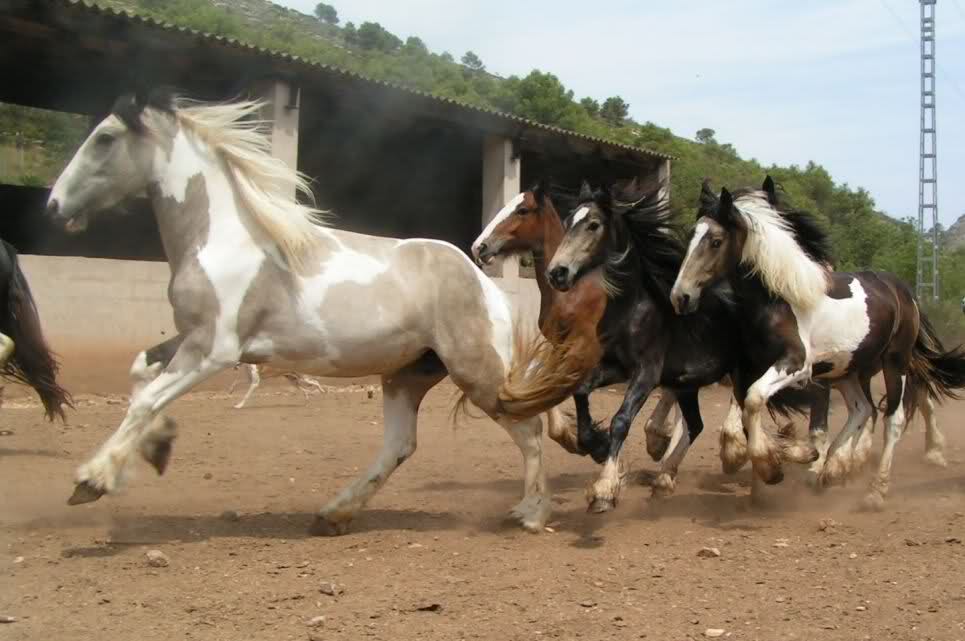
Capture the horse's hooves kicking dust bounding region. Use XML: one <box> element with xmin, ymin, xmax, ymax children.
<box><xmin>67</xmin><ymin>481</ymin><xmax>106</xmax><ymax>506</ymax></box>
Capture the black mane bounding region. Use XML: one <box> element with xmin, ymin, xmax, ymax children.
<box><xmin>587</xmin><ymin>184</ymin><xmax>685</xmax><ymax>306</ymax></box>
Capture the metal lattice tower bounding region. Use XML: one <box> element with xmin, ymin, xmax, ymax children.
<box><xmin>918</xmin><ymin>0</ymin><xmax>939</xmax><ymax>301</ymax></box>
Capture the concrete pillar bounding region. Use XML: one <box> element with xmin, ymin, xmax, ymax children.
<box><xmin>254</xmin><ymin>79</ymin><xmax>300</xmax><ymax>194</ymax></box>
<box><xmin>656</xmin><ymin>158</ymin><xmax>672</xmax><ymax>204</ymax></box>
<box><xmin>481</xmin><ymin>134</ymin><xmax>521</xmax><ymax>283</ymax></box>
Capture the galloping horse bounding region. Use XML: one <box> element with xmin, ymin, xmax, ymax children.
<box><xmin>545</xmin><ymin>182</ymin><xmax>817</xmax><ymax>510</ymax></box>
<box><xmin>471</xmin><ymin>180</ymin><xmax>689</xmax><ymax>462</ymax></box>
<box><xmin>671</xmin><ymin>177</ymin><xmax>964</xmax><ymax>509</ymax></box>
<box><xmin>45</xmin><ymin>89</ymin><xmax>574</xmax><ymax>534</ymax></box>
<box><xmin>0</xmin><ymin>239</ymin><xmax>72</xmax><ymax>421</ymax></box>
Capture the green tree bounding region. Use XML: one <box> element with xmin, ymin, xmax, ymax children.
<box><xmin>342</xmin><ymin>21</ymin><xmax>357</xmax><ymax>45</ymax></box>
<box><xmin>600</xmin><ymin>96</ymin><xmax>629</xmax><ymax>125</ymax></box>
<box><xmin>404</xmin><ymin>36</ymin><xmax>428</xmax><ymax>56</ymax></box>
<box><xmin>313</xmin><ymin>2</ymin><xmax>338</xmax><ymax>25</ymax></box>
<box><xmin>509</xmin><ymin>71</ymin><xmax>574</xmax><ymax>125</ymax></box>
<box><xmin>356</xmin><ymin>22</ymin><xmax>402</xmax><ymax>52</ymax></box>
<box><xmin>580</xmin><ymin>97</ymin><xmax>600</xmax><ymax>117</ymax></box>
<box><xmin>461</xmin><ymin>50</ymin><xmax>485</xmax><ymax>72</ymax></box>
<box><xmin>695</xmin><ymin>128</ymin><xmax>717</xmax><ymax>144</ymax></box>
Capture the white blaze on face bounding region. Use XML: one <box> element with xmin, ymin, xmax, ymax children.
<box><xmin>687</xmin><ymin>221</ymin><xmax>710</xmax><ymax>258</ymax></box>
<box><xmin>571</xmin><ymin>206</ymin><xmax>590</xmax><ymax>227</ymax></box>
<box><xmin>472</xmin><ymin>192</ymin><xmax>525</xmax><ymax>258</ymax></box>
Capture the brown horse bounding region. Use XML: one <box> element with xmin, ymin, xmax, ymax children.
<box><xmin>471</xmin><ymin>180</ymin><xmax>682</xmax><ymax>459</ymax></box>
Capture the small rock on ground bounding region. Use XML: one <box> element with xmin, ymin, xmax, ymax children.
<box><xmin>307</xmin><ymin>615</ymin><xmax>326</xmax><ymax>627</ymax></box>
<box><xmin>697</xmin><ymin>547</ymin><xmax>721</xmax><ymax>558</ymax></box>
<box><xmin>145</xmin><ymin>550</ymin><xmax>170</xmax><ymax>568</ymax></box>
<box><xmin>705</xmin><ymin>629</ymin><xmax>725</xmax><ymax>638</ymax></box>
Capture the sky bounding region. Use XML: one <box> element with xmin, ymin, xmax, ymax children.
<box><xmin>278</xmin><ymin>0</ymin><xmax>965</xmax><ymax>226</ymax></box>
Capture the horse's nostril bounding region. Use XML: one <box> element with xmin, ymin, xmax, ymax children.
<box><xmin>681</xmin><ymin>293</ymin><xmax>691</xmax><ymax>308</ymax></box>
<box><xmin>478</xmin><ymin>242</ymin><xmax>488</xmax><ymax>255</ymax></box>
<box><xmin>46</xmin><ymin>199</ymin><xmax>59</xmax><ymax>218</ymax></box>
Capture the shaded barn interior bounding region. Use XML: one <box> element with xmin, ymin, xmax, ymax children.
<box><xmin>0</xmin><ymin>0</ymin><xmax>670</xmax><ymax>263</ymax></box>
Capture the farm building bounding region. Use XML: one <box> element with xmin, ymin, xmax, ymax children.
<box><xmin>0</xmin><ymin>0</ymin><xmax>670</xmax><ymax>362</ymax></box>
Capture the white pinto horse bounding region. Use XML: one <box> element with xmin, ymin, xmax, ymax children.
<box><xmin>228</xmin><ymin>363</ymin><xmax>324</xmax><ymax>409</ymax></box>
<box><xmin>46</xmin><ymin>90</ymin><xmax>568</xmax><ymax>534</ymax></box>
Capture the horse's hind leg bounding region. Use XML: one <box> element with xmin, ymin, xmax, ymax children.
<box><xmin>919</xmin><ymin>387</ymin><xmax>947</xmax><ymax>468</ymax></box>
<box><xmin>0</xmin><ymin>331</ymin><xmax>14</xmax><ymax>368</ymax></box>
<box><xmin>862</xmin><ymin>368</ymin><xmax>909</xmax><ymax>511</ymax></box>
<box><xmin>69</xmin><ymin>335</ymin><xmax>232</xmax><ymax>504</ymax></box>
<box><xmin>502</xmin><ymin>415</ymin><xmax>550</xmax><ymax>532</ymax></box>
<box><xmin>652</xmin><ymin>389</ymin><xmax>702</xmax><ymax>498</ymax></box>
<box><xmin>806</xmin><ymin>383</ymin><xmax>833</xmax><ymax>479</ymax></box>
<box><xmin>818</xmin><ymin>375</ymin><xmax>872</xmax><ymax>487</ymax></box>
<box><xmin>645</xmin><ymin>389</ymin><xmax>678</xmax><ymax>462</ymax></box>
<box><xmin>311</xmin><ymin>360</ymin><xmax>444</xmax><ymax>536</ymax></box>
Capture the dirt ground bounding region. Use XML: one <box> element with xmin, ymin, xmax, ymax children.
<box><xmin>2</xmin><ymin>361</ymin><xmax>964</xmax><ymax>641</ymax></box>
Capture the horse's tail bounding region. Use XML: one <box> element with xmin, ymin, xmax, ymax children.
<box><xmin>3</xmin><ymin>254</ymin><xmax>72</xmax><ymax>421</ymax></box>
<box><xmin>495</xmin><ymin>320</ymin><xmax>598</xmax><ymax>421</ymax></box>
<box><xmin>906</xmin><ymin>311</ymin><xmax>965</xmax><ymax>415</ymax></box>
<box><xmin>766</xmin><ymin>385</ymin><xmax>817</xmax><ymax>420</ymax></box>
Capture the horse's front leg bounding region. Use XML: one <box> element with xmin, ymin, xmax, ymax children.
<box><xmin>652</xmin><ymin>388</ymin><xmax>703</xmax><ymax>498</ymax></box>
<box><xmin>129</xmin><ymin>334</ymin><xmax>184</xmax><ymax>475</ymax></box>
<box><xmin>570</xmin><ymin>361</ymin><xmax>625</xmax><ymax>463</ymax></box>
<box><xmin>68</xmin><ymin>334</ymin><xmax>235</xmax><ymax>504</ymax></box>
<box><xmin>743</xmin><ymin>361</ymin><xmax>815</xmax><ymax>488</ymax></box>
<box><xmin>586</xmin><ymin>362</ymin><xmax>661</xmax><ymax>512</ymax></box>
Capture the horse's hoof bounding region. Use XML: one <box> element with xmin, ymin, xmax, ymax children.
<box><xmin>650</xmin><ymin>475</ymin><xmax>675</xmax><ymax>499</ymax></box>
<box><xmin>67</xmin><ymin>481</ymin><xmax>105</xmax><ymax>506</ymax></box>
<box><xmin>860</xmin><ymin>492</ymin><xmax>885</xmax><ymax>512</ymax></box>
<box><xmin>587</xmin><ymin>496</ymin><xmax>616</xmax><ymax>514</ymax></box>
<box><xmin>720</xmin><ymin>458</ymin><xmax>746</xmax><ymax>475</ymax></box>
<box><xmin>923</xmin><ymin>450</ymin><xmax>948</xmax><ymax>469</ymax></box>
<box><xmin>308</xmin><ymin>516</ymin><xmax>350</xmax><ymax>537</ymax></box>
<box><xmin>143</xmin><ymin>440</ymin><xmax>173</xmax><ymax>476</ymax></box>
<box><xmin>761</xmin><ymin>467</ymin><xmax>784</xmax><ymax>486</ymax></box>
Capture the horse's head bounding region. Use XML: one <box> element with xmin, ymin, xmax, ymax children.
<box><xmin>46</xmin><ymin>90</ymin><xmax>176</xmax><ymax>233</ymax></box>
<box><xmin>472</xmin><ymin>178</ymin><xmax>554</xmax><ymax>266</ymax></box>
<box><xmin>546</xmin><ymin>181</ymin><xmax>614</xmax><ymax>292</ymax></box>
<box><xmin>671</xmin><ymin>177</ymin><xmax>755</xmax><ymax>314</ymax></box>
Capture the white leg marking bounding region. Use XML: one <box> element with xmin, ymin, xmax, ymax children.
<box><xmin>76</xmin><ymin>350</ymin><xmax>233</xmax><ymax>494</ymax></box>
<box><xmin>587</xmin><ymin>456</ymin><xmax>625</xmax><ymax>511</ymax></box>
<box><xmin>921</xmin><ymin>395</ymin><xmax>947</xmax><ymax>468</ymax></box>
<box><xmin>645</xmin><ymin>390</ymin><xmax>677</xmax><ymax>461</ymax></box>
<box><xmin>864</xmin><ymin>375</ymin><xmax>907</xmax><ymax>510</ymax></box>
<box><xmin>234</xmin><ymin>364</ymin><xmax>260</xmax><ymax>409</ymax></box>
<box><xmin>652</xmin><ymin>417</ymin><xmax>692</xmax><ymax>498</ymax></box>
<box><xmin>719</xmin><ymin>396</ymin><xmax>748</xmax><ymax>474</ymax></box>
<box><xmin>819</xmin><ymin>377</ymin><xmax>872</xmax><ymax>486</ymax></box>
<box><xmin>501</xmin><ymin>416</ymin><xmax>550</xmax><ymax>532</ymax></box>
<box><xmin>744</xmin><ymin>365</ymin><xmax>811</xmax><ymax>484</ymax></box>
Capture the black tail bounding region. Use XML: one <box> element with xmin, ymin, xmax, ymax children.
<box><xmin>766</xmin><ymin>384</ymin><xmax>816</xmax><ymax>420</ymax></box>
<box><xmin>3</xmin><ymin>253</ymin><xmax>72</xmax><ymax>421</ymax></box>
<box><xmin>908</xmin><ymin>312</ymin><xmax>965</xmax><ymax>411</ymax></box>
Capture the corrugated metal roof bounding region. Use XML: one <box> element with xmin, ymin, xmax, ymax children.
<box><xmin>56</xmin><ymin>0</ymin><xmax>673</xmax><ymax>162</ymax></box>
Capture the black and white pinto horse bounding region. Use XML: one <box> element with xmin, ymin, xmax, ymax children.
<box><xmin>0</xmin><ymin>239</ymin><xmax>71</xmax><ymax>421</ymax></box>
<box><xmin>671</xmin><ymin>177</ymin><xmax>965</xmax><ymax>509</ymax></box>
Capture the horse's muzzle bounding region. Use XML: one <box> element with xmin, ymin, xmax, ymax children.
<box><xmin>547</xmin><ymin>265</ymin><xmax>572</xmax><ymax>292</ymax></box>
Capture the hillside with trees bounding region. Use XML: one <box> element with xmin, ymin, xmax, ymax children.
<box><xmin>2</xmin><ymin>0</ymin><xmax>964</xmax><ymax>323</ymax></box>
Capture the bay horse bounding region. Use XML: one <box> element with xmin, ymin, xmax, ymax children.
<box><xmin>0</xmin><ymin>239</ymin><xmax>72</xmax><ymax>421</ymax></box>
<box><xmin>45</xmin><ymin>89</ymin><xmax>577</xmax><ymax>534</ymax></box>
<box><xmin>545</xmin><ymin>182</ymin><xmax>818</xmax><ymax>510</ymax></box>
<box><xmin>471</xmin><ymin>180</ymin><xmax>691</xmax><ymax>464</ymax></box>
<box><xmin>670</xmin><ymin>176</ymin><xmax>964</xmax><ymax>509</ymax></box>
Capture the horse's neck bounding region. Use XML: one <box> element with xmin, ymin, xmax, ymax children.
<box><xmin>534</xmin><ymin>205</ymin><xmax>565</xmax><ymax>329</ymax></box>
<box><xmin>149</xmin><ymin>130</ymin><xmax>243</xmax><ymax>272</ymax></box>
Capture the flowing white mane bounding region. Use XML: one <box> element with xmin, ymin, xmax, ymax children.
<box><xmin>169</xmin><ymin>97</ymin><xmax>328</xmax><ymax>273</ymax></box>
<box><xmin>734</xmin><ymin>191</ymin><xmax>828</xmax><ymax>310</ymax></box>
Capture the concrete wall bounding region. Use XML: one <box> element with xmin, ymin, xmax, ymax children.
<box><xmin>19</xmin><ymin>255</ymin><xmax>539</xmax><ymax>355</ymax></box>
<box><xmin>20</xmin><ymin>255</ymin><xmax>175</xmax><ymax>352</ymax></box>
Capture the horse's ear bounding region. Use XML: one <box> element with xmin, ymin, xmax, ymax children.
<box><xmin>698</xmin><ymin>178</ymin><xmax>718</xmax><ymax>219</ymax></box>
<box><xmin>717</xmin><ymin>187</ymin><xmax>737</xmax><ymax>226</ymax></box>
<box><xmin>111</xmin><ymin>93</ymin><xmax>147</xmax><ymax>133</ymax></box>
<box><xmin>595</xmin><ymin>186</ymin><xmax>613</xmax><ymax>212</ymax></box>
<box><xmin>531</xmin><ymin>177</ymin><xmax>550</xmax><ymax>203</ymax></box>
<box><xmin>578</xmin><ymin>180</ymin><xmax>593</xmax><ymax>202</ymax></box>
<box><xmin>762</xmin><ymin>175</ymin><xmax>778</xmax><ymax>203</ymax></box>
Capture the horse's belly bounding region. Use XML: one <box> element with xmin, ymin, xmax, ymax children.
<box><xmin>802</xmin><ymin>283</ymin><xmax>872</xmax><ymax>379</ymax></box>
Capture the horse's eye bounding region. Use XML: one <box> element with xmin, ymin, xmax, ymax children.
<box><xmin>95</xmin><ymin>133</ymin><xmax>115</xmax><ymax>147</ymax></box>
<box><xmin>587</xmin><ymin>221</ymin><xmax>601</xmax><ymax>232</ymax></box>
<box><xmin>711</xmin><ymin>238</ymin><xmax>723</xmax><ymax>249</ymax></box>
